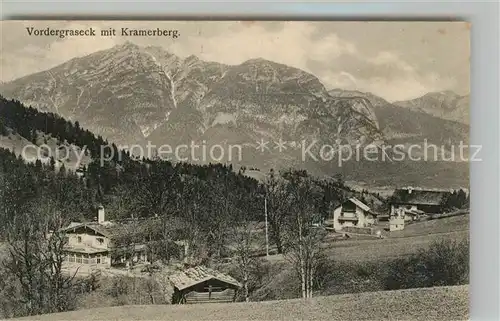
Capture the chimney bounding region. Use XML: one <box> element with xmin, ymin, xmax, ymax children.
<box><xmin>98</xmin><ymin>205</ymin><xmax>105</xmax><ymax>224</ymax></box>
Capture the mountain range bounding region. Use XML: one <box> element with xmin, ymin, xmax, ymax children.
<box><xmin>0</xmin><ymin>42</ymin><xmax>470</xmax><ymax>188</ymax></box>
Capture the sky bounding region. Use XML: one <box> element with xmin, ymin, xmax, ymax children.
<box><xmin>0</xmin><ymin>21</ymin><xmax>470</xmax><ymax>102</ymax></box>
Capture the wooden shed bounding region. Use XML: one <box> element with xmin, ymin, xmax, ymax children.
<box><xmin>169</xmin><ymin>266</ymin><xmax>241</xmax><ymax>304</ymax></box>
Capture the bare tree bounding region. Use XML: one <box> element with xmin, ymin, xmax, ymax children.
<box><xmin>285</xmin><ymin>228</ymin><xmax>326</xmax><ymax>298</ymax></box>
<box><xmin>231</xmin><ymin>221</ymin><xmax>261</xmax><ymax>302</ymax></box>
<box><xmin>2</xmin><ymin>201</ymin><xmax>82</xmax><ymax>315</ymax></box>
<box><xmin>263</xmin><ymin>169</ymin><xmax>293</xmax><ymax>254</ymax></box>
<box><xmin>282</xmin><ymin>170</ymin><xmax>325</xmax><ymax>299</ymax></box>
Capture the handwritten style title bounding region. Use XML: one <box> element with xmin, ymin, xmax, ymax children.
<box><xmin>25</xmin><ymin>27</ymin><xmax>180</xmax><ymax>39</ymax></box>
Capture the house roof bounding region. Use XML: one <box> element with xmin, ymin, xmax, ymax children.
<box><xmin>391</xmin><ymin>189</ymin><xmax>451</xmax><ymax>206</ymax></box>
<box><xmin>60</xmin><ymin>222</ymin><xmax>135</xmax><ymax>239</ymax></box>
<box><xmin>393</xmin><ymin>208</ymin><xmax>425</xmax><ymax>217</ymax></box>
<box><xmin>335</xmin><ymin>197</ymin><xmax>371</xmax><ymax>212</ymax></box>
<box><xmin>348</xmin><ymin>197</ymin><xmax>371</xmax><ymax>212</ymax></box>
<box><xmin>169</xmin><ymin>266</ymin><xmax>241</xmax><ymax>291</ymax></box>
<box><xmin>60</xmin><ymin>216</ymin><xmax>186</xmax><ymax>241</ymax></box>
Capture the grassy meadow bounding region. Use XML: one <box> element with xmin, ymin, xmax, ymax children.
<box><xmin>14</xmin><ymin>285</ymin><xmax>468</xmax><ymax>321</ymax></box>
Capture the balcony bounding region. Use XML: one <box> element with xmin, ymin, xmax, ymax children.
<box><xmin>338</xmin><ymin>214</ymin><xmax>359</xmax><ymax>221</ymax></box>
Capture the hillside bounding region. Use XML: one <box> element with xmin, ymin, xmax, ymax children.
<box><xmin>0</xmin><ymin>128</ymin><xmax>91</xmax><ymax>172</ymax></box>
<box><xmin>328</xmin><ymin>89</ymin><xmax>469</xmax><ymax>147</ymax></box>
<box><xmin>14</xmin><ymin>285</ymin><xmax>468</xmax><ymax>321</ymax></box>
<box><xmin>0</xmin><ymin>97</ymin><xmax>108</xmax><ymax>171</ymax></box>
<box><xmin>327</xmin><ymin>89</ymin><xmax>469</xmax><ymax>189</ymax></box>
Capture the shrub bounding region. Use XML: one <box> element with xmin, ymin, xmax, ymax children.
<box><xmin>317</xmin><ymin>260</ymin><xmax>386</xmax><ymax>296</ymax></box>
<box><xmin>384</xmin><ymin>238</ymin><xmax>469</xmax><ymax>290</ymax></box>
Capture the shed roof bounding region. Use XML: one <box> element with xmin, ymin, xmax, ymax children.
<box><xmin>391</xmin><ymin>189</ymin><xmax>451</xmax><ymax>206</ymax></box>
<box><xmin>169</xmin><ymin>266</ymin><xmax>241</xmax><ymax>291</ymax></box>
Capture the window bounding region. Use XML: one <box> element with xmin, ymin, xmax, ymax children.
<box><xmin>96</xmin><ymin>237</ymin><xmax>104</xmax><ymax>245</ymax></box>
<box><xmin>77</xmin><ymin>236</ymin><xmax>82</xmax><ymax>243</ymax></box>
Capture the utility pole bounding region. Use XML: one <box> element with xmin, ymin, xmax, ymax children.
<box><xmin>265</xmin><ymin>196</ymin><xmax>269</xmax><ymax>257</ymax></box>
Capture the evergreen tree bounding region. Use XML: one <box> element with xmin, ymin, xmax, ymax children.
<box><xmin>49</xmin><ymin>157</ymin><xmax>56</xmax><ymax>171</ymax></box>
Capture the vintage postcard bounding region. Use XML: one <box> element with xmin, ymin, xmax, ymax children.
<box><xmin>0</xmin><ymin>21</ymin><xmax>470</xmax><ymax>320</ymax></box>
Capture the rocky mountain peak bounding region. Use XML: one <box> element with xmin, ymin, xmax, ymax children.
<box><xmin>1</xmin><ymin>44</ymin><xmax>385</xmax><ymax>170</ymax></box>
<box><xmin>116</xmin><ymin>40</ymin><xmax>140</xmax><ymax>50</ymax></box>
<box><xmin>184</xmin><ymin>54</ymin><xmax>199</xmax><ymax>62</ymax></box>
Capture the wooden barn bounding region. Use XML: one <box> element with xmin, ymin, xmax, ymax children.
<box><xmin>169</xmin><ymin>266</ymin><xmax>241</xmax><ymax>304</ymax></box>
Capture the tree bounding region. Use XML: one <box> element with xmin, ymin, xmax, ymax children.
<box><xmin>2</xmin><ymin>199</ymin><xmax>83</xmax><ymax>316</ymax></box>
<box><xmin>129</xmin><ymin>161</ymin><xmax>179</xmax><ymax>218</ymax></box>
<box><xmin>285</xmin><ymin>228</ymin><xmax>327</xmax><ymax>298</ymax></box>
<box><xmin>49</xmin><ymin>156</ymin><xmax>56</xmax><ymax>171</ymax></box>
<box><xmin>153</xmin><ymin>270</ymin><xmax>175</xmax><ymax>304</ymax></box>
<box><xmin>456</xmin><ymin>189</ymin><xmax>467</xmax><ymax>208</ymax></box>
<box><xmin>231</xmin><ymin>221</ymin><xmax>260</xmax><ymax>302</ymax></box>
<box><xmin>0</xmin><ymin>118</ymin><xmax>8</xmax><ymax>136</ymax></box>
<box><xmin>282</xmin><ymin>170</ymin><xmax>325</xmax><ymax>299</ymax></box>
<box><xmin>263</xmin><ymin>169</ymin><xmax>292</xmax><ymax>254</ymax></box>
<box><xmin>174</xmin><ymin>175</ymin><xmax>205</xmax><ymax>262</ymax></box>
<box><xmin>111</xmin><ymin>223</ymin><xmax>144</xmax><ymax>268</ymax></box>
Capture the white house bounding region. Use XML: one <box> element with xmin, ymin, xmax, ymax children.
<box><xmin>325</xmin><ymin>198</ymin><xmax>376</xmax><ymax>232</ymax></box>
<box><xmin>59</xmin><ymin>206</ymin><xmax>186</xmax><ymax>269</ymax></box>
<box><xmin>389</xmin><ymin>208</ymin><xmax>405</xmax><ymax>231</ymax></box>
<box><xmin>59</xmin><ymin>206</ymin><xmax>149</xmax><ymax>268</ymax></box>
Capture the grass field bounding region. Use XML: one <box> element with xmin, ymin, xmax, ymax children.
<box><xmin>322</xmin><ymin>230</ymin><xmax>468</xmax><ymax>263</ymax></box>
<box><xmin>13</xmin><ymin>285</ymin><xmax>468</xmax><ymax>321</ymax></box>
<box><xmin>264</xmin><ymin>214</ymin><xmax>469</xmax><ymax>264</ymax></box>
<box><xmin>389</xmin><ymin>214</ymin><xmax>469</xmax><ymax>238</ymax></box>
<box><xmin>252</xmin><ymin>214</ymin><xmax>469</xmax><ymax>300</ymax></box>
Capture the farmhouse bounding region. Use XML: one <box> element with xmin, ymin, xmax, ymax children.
<box><xmin>389</xmin><ymin>213</ymin><xmax>406</xmax><ymax>231</ymax></box>
<box><xmin>59</xmin><ymin>206</ymin><xmax>184</xmax><ymax>268</ymax></box>
<box><xmin>389</xmin><ymin>187</ymin><xmax>452</xmax><ymax>222</ymax></box>
<box><xmin>325</xmin><ymin>198</ymin><xmax>377</xmax><ymax>232</ymax></box>
<box><xmin>170</xmin><ymin>266</ymin><xmax>241</xmax><ymax>304</ymax></box>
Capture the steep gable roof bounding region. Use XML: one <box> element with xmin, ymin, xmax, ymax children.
<box><xmin>348</xmin><ymin>197</ymin><xmax>371</xmax><ymax>212</ymax></box>
<box><xmin>391</xmin><ymin>188</ymin><xmax>451</xmax><ymax>206</ymax></box>
<box><xmin>335</xmin><ymin>197</ymin><xmax>371</xmax><ymax>212</ymax></box>
<box><xmin>169</xmin><ymin>266</ymin><xmax>241</xmax><ymax>291</ymax></box>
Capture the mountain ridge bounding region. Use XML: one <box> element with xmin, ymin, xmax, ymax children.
<box><xmin>394</xmin><ymin>91</ymin><xmax>469</xmax><ymax>125</ymax></box>
<box><xmin>0</xmin><ymin>43</ymin><xmax>469</xmax><ymax>188</ymax></box>
<box><xmin>0</xmin><ymin>42</ymin><xmax>382</xmax><ymax>147</ymax></box>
